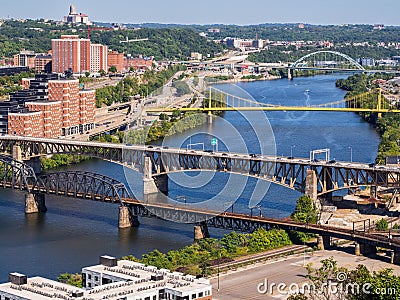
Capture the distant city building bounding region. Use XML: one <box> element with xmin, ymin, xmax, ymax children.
<box><xmin>225</xmin><ymin>37</ymin><xmax>264</xmax><ymax>50</ymax></box>
<box><xmin>298</xmin><ymin>23</ymin><xmax>305</xmax><ymax>29</ymax></box>
<box><xmin>107</xmin><ymin>50</ymin><xmax>125</xmax><ymax>73</ymax></box>
<box><xmin>208</xmin><ymin>28</ymin><xmax>220</xmax><ymax>33</ymax></box>
<box><xmin>0</xmin><ymin>66</ymin><xmax>29</xmax><ymax>76</ymax></box>
<box><xmin>13</xmin><ymin>50</ymin><xmax>36</xmax><ymax>68</ymax></box>
<box><xmin>51</xmin><ymin>35</ymin><xmax>91</xmax><ymax>74</ymax></box>
<box><xmin>125</xmin><ymin>56</ymin><xmax>153</xmax><ymax>71</ymax></box>
<box><xmin>90</xmin><ymin>44</ymin><xmax>108</xmax><ymax>73</ymax></box>
<box><xmin>34</xmin><ymin>53</ymin><xmax>52</xmax><ymax>73</ymax></box>
<box><xmin>64</xmin><ymin>4</ymin><xmax>92</xmax><ymax>26</ymax></box>
<box><xmin>191</xmin><ymin>52</ymin><xmax>203</xmax><ymax>60</ymax></box>
<box><xmin>0</xmin><ymin>256</ymin><xmax>213</xmax><ymax>300</ymax></box>
<box><xmin>359</xmin><ymin>57</ymin><xmax>375</xmax><ymax>67</ymax></box>
<box><xmin>373</xmin><ymin>24</ymin><xmax>385</xmax><ymax>30</ymax></box>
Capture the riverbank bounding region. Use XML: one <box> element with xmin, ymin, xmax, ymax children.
<box><xmin>335</xmin><ymin>73</ymin><xmax>399</xmax><ymax>163</ymax></box>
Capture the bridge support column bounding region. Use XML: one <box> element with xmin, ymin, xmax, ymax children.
<box><xmin>12</xmin><ymin>145</ymin><xmax>22</xmax><ymax>162</ymax></box>
<box><xmin>370</xmin><ymin>186</ymin><xmax>377</xmax><ymax>199</ymax></box>
<box><xmin>391</xmin><ymin>252</ymin><xmax>400</xmax><ymax>265</ymax></box>
<box><xmin>317</xmin><ymin>235</ymin><xmax>330</xmax><ymax>250</ymax></box>
<box><xmin>306</xmin><ymin>170</ymin><xmax>319</xmax><ymax>207</ymax></box>
<box><xmin>207</xmin><ymin>111</ymin><xmax>213</xmax><ymax>125</ymax></box>
<box><xmin>118</xmin><ymin>206</ymin><xmax>140</xmax><ymax>229</ymax></box>
<box><xmin>288</xmin><ymin>68</ymin><xmax>293</xmax><ymax>80</ymax></box>
<box><xmin>25</xmin><ymin>193</ymin><xmax>47</xmax><ymax>214</ymax></box>
<box><xmin>194</xmin><ymin>222</ymin><xmax>210</xmax><ymax>242</ymax></box>
<box><xmin>143</xmin><ymin>157</ymin><xmax>159</xmax><ymax>195</ymax></box>
<box><xmin>355</xmin><ymin>243</ymin><xmax>361</xmax><ymax>256</ymax></box>
<box><xmin>355</xmin><ymin>243</ymin><xmax>376</xmax><ymax>256</ymax></box>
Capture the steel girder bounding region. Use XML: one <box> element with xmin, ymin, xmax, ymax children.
<box><xmin>1</xmin><ymin>137</ymin><xmax>399</xmax><ymax>195</ymax></box>
<box><xmin>37</xmin><ymin>171</ymin><xmax>131</xmax><ymax>204</ymax></box>
<box><xmin>0</xmin><ymin>154</ymin><xmax>37</xmax><ymax>192</ymax></box>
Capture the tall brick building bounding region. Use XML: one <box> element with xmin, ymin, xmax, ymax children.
<box><xmin>52</xmin><ymin>35</ymin><xmax>91</xmax><ymax>74</ymax></box>
<box><xmin>7</xmin><ymin>77</ymin><xmax>95</xmax><ymax>138</ymax></box>
<box><xmin>52</xmin><ymin>35</ymin><xmax>108</xmax><ymax>74</ymax></box>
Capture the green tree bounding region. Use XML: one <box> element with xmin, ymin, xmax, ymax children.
<box><xmin>376</xmin><ymin>218</ymin><xmax>389</xmax><ymax>231</ymax></box>
<box><xmin>99</xmin><ymin>69</ymin><xmax>106</xmax><ymax>77</ymax></box>
<box><xmin>85</xmin><ymin>71</ymin><xmax>90</xmax><ymax>77</ymax></box>
<box><xmin>108</xmin><ymin>66</ymin><xmax>117</xmax><ymax>74</ymax></box>
<box><xmin>57</xmin><ymin>273</ymin><xmax>82</xmax><ymax>288</ymax></box>
<box><xmin>291</xmin><ymin>195</ymin><xmax>318</xmax><ymax>224</ymax></box>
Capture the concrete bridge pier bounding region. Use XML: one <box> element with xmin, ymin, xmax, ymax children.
<box><xmin>25</xmin><ymin>193</ymin><xmax>47</xmax><ymax>214</ymax></box>
<box><xmin>12</xmin><ymin>145</ymin><xmax>22</xmax><ymax>162</ymax></box>
<box><xmin>207</xmin><ymin>111</ymin><xmax>213</xmax><ymax>124</ymax></box>
<box><xmin>118</xmin><ymin>206</ymin><xmax>140</xmax><ymax>229</ymax></box>
<box><xmin>391</xmin><ymin>251</ymin><xmax>400</xmax><ymax>265</ymax></box>
<box><xmin>305</xmin><ymin>170</ymin><xmax>320</xmax><ymax>209</ymax></box>
<box><xmin>317</xmin><ymin>235</ymin><xmax>331</xmax><ymax>250</ymax></box>
<box><xmin>143</xmin><ymin>157</ymin><xmax>160</xmax><ymax>195</ymax></box>
<box><xmin>355</xmin><ymin>242</ymin><xmax>376</xmax><ymax>256</ymax></box>
<box><xmin>287</xmin><ymin>68</ymin><xmax>293</xmax><ymax>80</ymax></box>
<box><xmin>370</xmin><ymin>186</ymin><xmax>378</xmax><ymax>199</ymax></box>
<box><xmin>194</xmin><ymin>222</ymin><xmax>210</xmax><ymax>241</ymax></box>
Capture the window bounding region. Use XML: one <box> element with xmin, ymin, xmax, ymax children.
<box><xmin>192</xmin><ymin>294</ymin><xmax>196</xmax><ymax>299</ymax></box>
<box><xmin>198</xmin><ymin>292</ymin><xmax>203</xmax><ymax>297</ymax></box>
<box><xmin>94</xmin><ymin>276</ymin><xmax>99</xmax><ymax>281</ymax></box>
<box><xmin>88</xmin><ymin>274</ymin><xmax>91</xmax><ymax>280</ymax></box>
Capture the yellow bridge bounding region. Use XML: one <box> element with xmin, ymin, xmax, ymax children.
<box><xmin>146</xmin><ymin>87</ymin><xmax>400</xmax><ymax>114</ymax></box>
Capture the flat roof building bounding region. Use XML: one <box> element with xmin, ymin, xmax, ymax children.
<box><xmin>0</xmin><ymin>256</ymin><xmax>212</xmax><ymax>300</ymax></box>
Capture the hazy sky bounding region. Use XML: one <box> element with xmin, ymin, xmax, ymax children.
<box><xmin>1</xmin><ymin>0</ymin><xmax>399</xmax><ymax>25</ymax></box>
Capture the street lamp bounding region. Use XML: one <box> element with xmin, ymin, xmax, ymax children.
<box><xmin>349</xmin><ymin>146</ymin><xmax>353</xmax><ymax>162</ymax></box>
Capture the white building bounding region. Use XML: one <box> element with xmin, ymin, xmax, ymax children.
<box><xmin>90</xmin><ymin>44</ymin><xmax>108</xmax><ymax>73</ymax></box>
<box><xmin>64</xmin><ymin>4</ymin><xmax>92</xmax><ymax>26</ymax></box>
<box><xmin>0</xmin><ymin>256</ymin><xmax>213</xmax><ymax>300</ymax></box>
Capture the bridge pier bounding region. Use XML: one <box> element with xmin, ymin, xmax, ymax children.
<box><xmin>305</xmin><ymin>170</ymin><xmax>320</xmax><ymax>208</ymax></box>
<box><xmin>194</xmin><ymin>222</ymin><xmax>210</xmax><ymax>242</ymax></box>
<box><xmin>207</xmin><ymin>111</ymin><xmax>213</xmax><ymax>124</ymax></box>
<box><xmin>143</xmin><ymin>157</ymin><xmax>160</xmax><ymax>195</ymax></box>
<box><xmin>25</xmin><ymin>193</ymin><xmax>47</xmax><ymax>214</ymax></box>
<box><xmin>12</xmin><ymin>145</ymin><xmax>22</xmax><ymax>162</ymax></box>
<box><xmin>391</xmin><ymin>251</ymin><xmax>400</xmax><ymax>265</ymax></box>
<box><xmin>118</xmin><ymin>206</ymin><xmax>140</xmax><ymax>229</ymax></box>
<box><xmin>370</xmin><ymin>186</ymin><xmax>378</xmax><ymax>199</ymax></box>
<box><xmin>355</xmin><ymin>242</ymin><xmax>376</xmax><ymax>256</ymax></box>
<box><xmin>287</xmin><ymin>68</ymin><xmax>293</xmax><ymax>80</ymax></box>
<box><xmin>317</xmin><ymin>235</ymin><xmax>331</xmax><ymax>250</ymax></box>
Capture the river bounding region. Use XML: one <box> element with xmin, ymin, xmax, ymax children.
<box><xmin>0</xmin><ymin>74</ymin><xmax>380</xmax><ymax>280</ymax></box>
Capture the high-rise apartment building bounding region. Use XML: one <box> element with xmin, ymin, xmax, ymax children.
<box><xmin>52</xmin><ymin>35</ymin><xmax>91</xmax><ymax>74</ymax></box>
<box><xmin>90</xmin><ymin>44</ymin><xmax>108</xmax><ymax>72</ymax></box>
<box><xmin>7</xmin><ymin>76</ymin><xmax>95</xmax><ymax>138</ymax></box>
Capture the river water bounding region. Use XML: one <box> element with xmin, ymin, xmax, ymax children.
<box><xmin>0</xmin><ymin>74</ymin><xmax>380</xmax><ymax>280</ymax></box>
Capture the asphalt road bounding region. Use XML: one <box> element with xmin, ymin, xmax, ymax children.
<box><xmin>210</xmin><ymin>249</ymin><xmax>400</xmax><ymax>300</ymax></box>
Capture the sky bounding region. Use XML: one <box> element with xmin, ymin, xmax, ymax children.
<box><xmin>1</xmin><ymin>0</ymin><xmax>399</xmax><ymax>26</ymax></box>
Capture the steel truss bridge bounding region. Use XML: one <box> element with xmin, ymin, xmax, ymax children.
<box><xmin>2</xmin><ymin>144</ymin><xmax>400</xmax><ymax>254</ymax></box>
<box><xmin>147</xmin><ymin>51</ymin><xmax>400</xmax><ymax>114</ymax></box>
<box><xmin>0</xmin><ymin>154</ymin><xmax>129</xmax><ymax>203</ymax></box>
<box><xmin>1</xmin><ymin>136</ymin><xmax>400</xmax><ymax>198</ymax></box>
<box><xmin>146</xmin><ymin>87</ymin><xmax>400</xmax><ymax>114</ymax></box>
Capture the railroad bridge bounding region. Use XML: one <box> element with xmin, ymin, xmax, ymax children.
<box><xmin>1</xmin><ymin>136</ymin><xmax>399</xmax><ymax>202</ymax></box>
<box><xmin>2</xmin><ymin>146</ymin><xmax>400</xmax><ymax>263</ymax></box>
